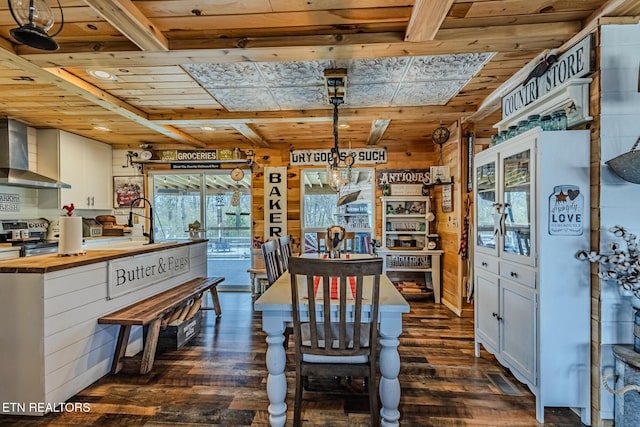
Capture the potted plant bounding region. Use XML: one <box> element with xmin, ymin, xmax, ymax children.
<box><xmin>576</xmin><ymin>225</ymin><xmax>640</xmax><ymax>352</ymax></box>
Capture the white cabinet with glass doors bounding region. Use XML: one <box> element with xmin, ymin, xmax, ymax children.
<box><xmin>473</xmin><ymin>128</ymin><xmax>591</xmax><ymax>424</ymax></box>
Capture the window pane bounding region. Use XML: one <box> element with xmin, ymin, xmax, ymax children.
<box><xmin>301</xmin><ymin>168</ymin><xmax>374</xmax><ymax>254</ymax></box>
<box><xmin>304</xmin><ymin>193</ymin><xmax>339</xmax><ymax>228</ymax></box>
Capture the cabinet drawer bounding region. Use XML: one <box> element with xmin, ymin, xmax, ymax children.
<box><xmin>476</xmin><ymin>254</ymin><xmax>499</xmax><ymax>275</ymax></box>
<box><xmin>500</xmin><ymin>261</ymin><xmax>536</xmax><ymax>288</ymax></box>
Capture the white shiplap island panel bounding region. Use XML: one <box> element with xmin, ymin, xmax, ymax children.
<box><xmin>0</xmin><ymin>240</ymin><xmax>208</xmax><ymax>415</ymax></box>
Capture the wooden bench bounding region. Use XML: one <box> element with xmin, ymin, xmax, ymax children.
<box><xmin>98</xmin><ymin>276</ymin><xmax>224</xmax><ymax>374</ymax></box>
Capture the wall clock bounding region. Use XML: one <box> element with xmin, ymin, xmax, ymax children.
<box><xmin>140</xmin><ymin>150</ymin><xmax>152</xmax><ymax>160</ymax></box>
<box><xmin>230</xmin><ymin>167</ymin><xmax>245</xmax><ymax>182</ymax></box>
<box><xmin>432</xmin><ymin>126</ymin><xmax>450</xmax><ymax>146</ymax></box>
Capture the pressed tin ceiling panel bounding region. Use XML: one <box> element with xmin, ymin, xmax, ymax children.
<box><xmin>183</xmin><ymin>53</ymin><xmax>493</xmax><ymax>111</ymax></box>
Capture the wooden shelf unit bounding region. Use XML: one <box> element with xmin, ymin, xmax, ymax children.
<box><xmin>378</xmin><ymin>196</ymin><xmax>442</xmax><ymax>303</ymax></box>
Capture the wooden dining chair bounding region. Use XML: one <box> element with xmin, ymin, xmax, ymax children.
<box><xmin>261</xmin><ymin>239</ymin><xmax>282</xmax><ymax>287</ymax></box>
<box><xmin>288</xmin><ymin>257</ymin><xmax>383</xmax><ymax>427</ymax></box>
<box><xmin>343</xmin><ymin>231</ymin><xmax>356</xmax><ymax>253</ymax></box>
<box><xmin>318</xmin><ymin>228</ymin><xmax>354</xmax><ymax>254</ymax></box>
<box><xmin>315</xmin><ymin>231</ymin><xmax>327</xmax><ymax>254</ymax></box>
<box><xmin>277</xmin><ymin>234</ymin><xmax>293</xmax><ymax>271</ymax></box>
<box><xmin>264</xmin><ymin>237</ymin><xmax>293</xmax><ymax>347</ymax></box>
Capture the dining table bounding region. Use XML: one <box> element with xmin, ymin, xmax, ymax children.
<box><xmin>254</xmin><ymin>253</ymin><xmax>410</xmax><ymax>427</ymax></box>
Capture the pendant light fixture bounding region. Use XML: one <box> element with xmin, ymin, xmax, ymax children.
<box><xmin>8</xmin><ymin>0</ymin><xmax>64</xmax><ymax>51</ymax></box>
<box><xmin>324</xmin><ymin>69</ymin><xmax>355</xmax><ymax>192</ymax></box>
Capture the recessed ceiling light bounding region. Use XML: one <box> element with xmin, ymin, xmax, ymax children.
<box><xmin>94</xmin><ymin>125</ymin><xmax>111</xmax><ymax>131</ymax></box>
<box><xmin>87</xmin><ymin>69</ymin><xmax>116</xmax><ymax>81</ymax></box>
<box><xmin>201</xmin><ymin>126</ymin><xmax>216</xmax><ymax>131</ymax></box>
<box><xmin>338</xmin><ymin>123</ymin><xmax>350</xmax><ymax>129</ymax></box>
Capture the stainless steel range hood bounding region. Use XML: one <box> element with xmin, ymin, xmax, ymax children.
<box><xmin>0</xmin><ymin>119</ymin><xmax>70</xmax><ymax>189</ymax></box>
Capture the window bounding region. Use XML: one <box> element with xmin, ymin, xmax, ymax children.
<box><xmin>300</xmin><ymin>168</ymin><xmax>375</xmax><ymax>253</ymax></box>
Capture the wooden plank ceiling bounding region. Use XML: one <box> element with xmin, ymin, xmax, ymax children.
<box><xmin>0</xmin><ymin>0</ymin><xmax>638</xmax><ymax>150</ymax></box>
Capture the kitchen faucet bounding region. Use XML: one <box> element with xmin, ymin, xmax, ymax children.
<box><xmin>127</xmin><ymin>197</ymin><xmax>154</xmax><ymax>244</ymax></box>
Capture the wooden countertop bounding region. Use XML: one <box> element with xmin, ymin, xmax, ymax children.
<box><xmin>0</xmin><ymin>239</ymin><xmax>207</xmax><ymax>274</ymax></box>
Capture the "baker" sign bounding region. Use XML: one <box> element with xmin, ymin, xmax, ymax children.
<box><xmin>264</xmin><ymin>166</ymin><xmax>287</xmax><ymax>239</ymax></box>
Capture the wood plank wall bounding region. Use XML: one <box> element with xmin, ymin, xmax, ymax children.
<box><xmin>250</xmin><ymin>139</ymin><xmax>441</xmax><ymax>240</ymax></box>
<box><xmin>431</xmin><ymin>123</ymin><xmax>465</xmax><ymax>314</ymax></box>
<box><xmin>138</xmin><ymin>134</ymin><xmax>469</xmax><ymax>314</ymax></box>
<box><xmin>248</xmin><ymin>138</ymin><xmax>470</xmax><ymax>311</ymax></box>
<box><xmin>588</xmin><ymin>28</ymin><xmax>603</xmax><ymax>427</ymax></box>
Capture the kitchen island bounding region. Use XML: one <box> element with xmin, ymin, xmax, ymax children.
<box><xmin>0</xmin><ymin>239</ymin><xmax>208</xmax><ymax>415</ymax></box>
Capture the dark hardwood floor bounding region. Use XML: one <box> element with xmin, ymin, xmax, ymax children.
<box><xmin>0</xmin><ymin>291</ymin><xmax>585</xmax><ymax>426</ymax></box>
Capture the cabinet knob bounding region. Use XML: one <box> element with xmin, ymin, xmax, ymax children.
<box><xmin>492</xmin><ymin>312</ymin><xmax>497</xmax><ymax>318</ymax></box>
<box><xmin>510</xmin><ymin>271</ymin><xmax>518</xmax><ymax>277</ymax></box>
<box><xmin>496</xmin><ymin>315</ymin><xmax>503</xmax><ymax>321</ymax></box>
<box><xmin>481</xmin><ymin>261</ymin><xmax>488</xmax><ymax>267</ymax></box>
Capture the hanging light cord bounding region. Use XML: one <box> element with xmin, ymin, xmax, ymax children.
<box><xmin>52</xmin><ymin>0</ymin><xmax>64</xmax><ymax>37</ymax></box>
<box><xmin>329</xmin><ymin>78</ymin><xmax>343</xmax><ymax>168</ymax></box>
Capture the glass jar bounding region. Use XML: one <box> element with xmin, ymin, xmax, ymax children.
<box><xmin>506</xmin><ymin>125</ymin><xmax>518</xmax><ymax>140</ymax></box>
<box><xmin>540</xmin><ymin>115</ymin><xmax>553</xmax><ymax>131</ymax></box>
<box><xmin>551</xmin><ymin>110</ymin><xmax>567</xmax><ymax>131</ymax></box>
<box><xmin>490</xmin><ymin>134</ymin><xmax>499</xmax><ymax>147</ymax></box>
<box><xmin>516</xmin><ymin>120</ymin><xmax>529</xmax><ymax>135</ymax></box>
<box><xmin>499</xmin><ymin>130</ymin><xmax>508</xmax><ymax>144</ymax></box>
<box><xmin>527</xmin><ymin>114</ymin><xmax>541</xmax><ymax>130</ymax></box>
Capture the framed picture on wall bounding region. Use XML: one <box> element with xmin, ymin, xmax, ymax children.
<box><xmin>113</xmin><ymin>176</ymin><xmax>144</xmax><ymax>208</ymax></box>
<box><xmin>430</xmin><ymin>166</ymin><xmax>450</xmax><ymax>184</ymax></box>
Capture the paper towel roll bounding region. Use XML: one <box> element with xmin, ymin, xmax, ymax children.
<box><xmin>58</xmin><ymin>216</ymin><xmax>84</xmax><ymax>255</ymax></box>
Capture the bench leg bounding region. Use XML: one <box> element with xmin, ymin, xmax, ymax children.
<box><xmin>111</xmin><ymin>325</ymin><xmax>131</xmax><ymax>374</ymax></box>
<box><xmin>209</xmin><ymin>287</ymin><xmax>222</xmax><ymax>317</ymax></box>
<box><xmin>140</xmin><ymin>318</ymin><xmax>161</xmax><ymax>374</ymax></box>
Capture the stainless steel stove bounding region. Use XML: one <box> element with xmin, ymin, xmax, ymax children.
<box><xmin>0</xmin><ymin>219</ymin><xmax>58</xmax><ymax>256</ymax></box>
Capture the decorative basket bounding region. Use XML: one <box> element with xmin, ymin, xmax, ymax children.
<box><xmin>606</xmin><ymin>136</ymin><xmax>640</xmax><ymax>184</ymax></box>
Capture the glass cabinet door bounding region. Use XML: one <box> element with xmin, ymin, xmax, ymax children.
<box><xmin>501</xmin><ymin>148</ymin><xmax>533</xmax><ymax>263</ymax></box>
<box><xmin>475</xmin><ymin>158</ymin><xmax>498</xmax><ymax>254</ymax></box>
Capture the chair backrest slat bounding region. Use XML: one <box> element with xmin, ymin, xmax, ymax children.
<box><xmin>315</xmin><ymin>231</ymin><xmax>326</xmax><ymax>254</ymax></box>
<box><xmin>262</xmin><ymin>239</ymin><xmax>282</xmax><ymax>285</ymax></box>
<box><xmin>344</xmin><ymin>231</ymin><xmax>356</xmax><ymax>253</ymax></box>
<box><xmin>277</xmin><ymin>234</ymin><xmax>293</xmax><ymax>271</ymax></box>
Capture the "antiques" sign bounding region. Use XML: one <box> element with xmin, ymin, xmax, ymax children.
<box><xmin>107</xmin><ymin>246</ymin><xmax>191</xmax><ymax>299</ymax></box>
<box><xmin>502</xmin><ymin>35</ymin><xmax>594</xmax><ymax>119</ymax></box>
<box><xmin>290</xmin><ymin>148</ymin><xmax>387</xmax><ymax>166</ymax></box>
<box><xmin>377</xmin><ymin>169</ymin><xmax>430</xmax><ymax>188</ymax></box>
<box><xmin>264</xmin><ymin>166</ymin><xmax>287</xmax><ymax>239</ymax></box>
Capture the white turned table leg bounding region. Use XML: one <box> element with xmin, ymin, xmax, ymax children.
<box><xmin>378</xmin><ymin>312</ymin><xmax>403</xmax><ymax>427</ymax></box>
<box><xmin>263</xmin><ymin>315</ymin><xmax>287</xmax><ymax>427</ymax></box>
